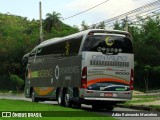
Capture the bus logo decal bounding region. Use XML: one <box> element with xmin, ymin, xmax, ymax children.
<box><xmin>105</xmin><ymin>37</ymin><xmax>114</xmax><ymax>46</ymax></box>
<box><xmin>65</xmin><ymin>42</ymin><xmax>70</xmax><ymax>56</ymax></box>
<box><xmin>92</xmin><ymin>55</ymin><xmax>128</xmax><ymax>61</ymax></box>
<box><xmin>55</xmin><ymin>65</ymin><xmax>59</xmax><ymax>80</ymax></box>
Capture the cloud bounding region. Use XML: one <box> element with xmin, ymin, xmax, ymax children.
<box><xmin>62</xmin><ymin>0</ymin><xmax>154</xmax><ymax>27</ymax></box>
<box><xmin>65</xmin><ymin>0</ymin><xmax>153</xmax><ymax>20</ymax></box>
<box><xmin>66</xmin><ymin>0</ymin><xmax>100</xmax><ymax>11</ymax></box>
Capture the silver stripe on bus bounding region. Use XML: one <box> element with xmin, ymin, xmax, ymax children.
<box><xmin>84</xmin><ymin>97</ymin><xmax>130</xmax><ymax>101</ymax></box>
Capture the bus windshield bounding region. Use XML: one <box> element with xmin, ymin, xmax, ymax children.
<box><xmin>82</xmin><ymin>35</ymin><xmax>133</xmax><ymax>54</ymax></box>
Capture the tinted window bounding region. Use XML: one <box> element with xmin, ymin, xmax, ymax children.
<box><xmin>37</xmin><ymin>36</ymin><xmax>83</xmax><ymax>58</ymax></box>
<box><xmin>82</xmin><ymin>35</ymin><xmax>133</xmax><ymax>54</ymax></box>
<box><xmin>29</xmin><ymin>50</ymin><xmax>36</xmax><ymax>57</ymax></box>
<box><xmin>69</xmin><ymin>36</ymin><xmax>83</xmax><ymax>56</ymax></box>
<box><xmin>87</xmin><ymin>82</ymin><xmax>130</xmax><ymax>91</ymax></box>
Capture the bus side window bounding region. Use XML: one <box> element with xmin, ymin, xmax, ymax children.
<box><xmin>37</xmin><ymin>46</ymin><xmax>52</xmax><ymax>56</ymax></box>
<box><xmin>36</xmin><ymin>48</ymin><xmax>42</xmax><ymax>56</ymax></box>
<box><xmin>29</xmin><ymin>51</ymin><xmax>36</xmax><ymax>57</ymax></box>
<box><xmin>69</xmin><ymin>36</ymin><xmax>83</xmax><ymax>56</ymax></box>
<box><xmin>34</xmin><ymin>36</ymin><xmax>82</xmax><ymax>58</ymax></box>
<box><xmin>28</xmin><ymin>50</ymin><xmax>37</xmax><ymax>63</ymax></box>
<box><xmin>83</xmin><ymin>38</ymin><xmax>91</xmax><ymax>51</ymax></box>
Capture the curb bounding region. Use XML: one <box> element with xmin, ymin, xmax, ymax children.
<box><xmin>117</xmin><ymin>104</ymin><xmax>160</xmax><ymax>112</ymax></box>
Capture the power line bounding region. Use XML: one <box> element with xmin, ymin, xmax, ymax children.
<box><xmin>105</xmin><ymin>7</ymin><xmax>160</xmax><ymax>26</ymax></box>
<box><xmin>101</xmin><ymin>0</ymin><xmax>159</xmax><ymax>24</ymax></box>
<box><xmin>62</xmin><ymin>0</ymin><xmax>110</xmax><ymax>20</ymax></box>
<box><xmin>107</xmin><ymin>9</ymin><xmax>160</xmax><ymax>28</ymax></box>
<box><xmin>6</xmin><ymin>12</ymin><xmax>35</xmax><ymax>33</ymax></box>
<box><xmin>88</xmin><ymin>0</ymin><xmax>160</xmax><ymax>28</ymax></box>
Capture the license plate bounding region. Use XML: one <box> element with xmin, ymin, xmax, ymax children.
<box><xmin>105</xmin><ymin>93</ymin><xmax>113</xmax><ymax>97</ymax></box>
<box><xmin>100</xmin><ymin>93</ymin><xmax>117</xmax><ymax>97</ymax></box>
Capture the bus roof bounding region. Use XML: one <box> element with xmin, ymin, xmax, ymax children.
<box><xmin>31</xmin><ymin>29</ymin><xmax>131</xmax><ymax>53</ymax></box>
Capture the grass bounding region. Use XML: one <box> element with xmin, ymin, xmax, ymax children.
<box><xmin>0</xmin><ymin>90</ymin><xmax>10</xmax><ymax>93</ymax></box>
<box><xmin>123</xmin><ymin>99</ymin><xmax>160</xmax><ymax>110</ymax></box>
<box><xmin>0</xmin><ymin>90</ymin><xmax>23</xmax><ymax>94</ymax></box>
<box><xmin>133</xmin><ymin>95</ymin><xmax>160</xmax><ymax>98</ymax></box>
<box><xmin>124</xmin><ymin>99</ymin><xmax>155</xmax><ymax>105</ymax></box>
<box><xmin>148</xmin><ymin>105</ymin><xmax>160</xmax><ymax>109</ymax></box>
<box><xmin>0</xmin><ymin>99</ymin><xmax>116</xmax><ymax>120</ymax></box>
<box><xmin>125</xmin><ymin>95</ymin><xmax>159</xmax><ymax>104</ymax></box>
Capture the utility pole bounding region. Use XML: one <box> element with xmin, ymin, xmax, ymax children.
<box><xmin>39</xmin><ymin>1</ymin><xmax>43</xmax><ymax>43</ymax></box>
<box><xmin>124</xmin><ymin>16</ymin><xmax>128</xmax><ymax>31</ymax></box>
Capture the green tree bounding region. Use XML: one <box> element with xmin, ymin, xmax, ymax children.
<box><xmin>113</xmin><ymin>20</ymin><xmax>122</xmax><ymax>30</ymax></box>
<box><xmin>130</xmin><ymin>16</ymin><xmax>160</xmax><ymax>91</ymax></box>
<box><xmin>97</xmin><ymin>21</ymin><xmax>105</xmax><ymax>29</ymax></box>
<box><xmin>81</xmin><ymin>21</ymin><xmax>89</xmax><ymax>30</ymax></box>
<box><xmin>44</xmin><ymin>11</ymin><xmax>61</xmax><ymax>32</ymax></box>
<box><xmin>10</xmin><ymin>74</ymin><xmax>24</xmax><ymax>93</ymax></box>
<box><xmin>113</xmin><ymin>15</ymin><xmax>160</xmax><ymax>91</ymax></box>
<box><xmin>91</xmin><ymin>24</ymin><xmax>97</xmax><ymax>29</ymax></box>
<box><xmin>0</xmin><ymin>12</ymin><xmax>79</xmax><ymax>90</ymax></box>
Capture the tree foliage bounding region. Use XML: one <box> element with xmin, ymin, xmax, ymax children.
<box><xmin>81</xmin><ymin>21</ymin><xmax>89</xmax><ymax>30</ymax></box>
<box><xmin>44</xmin><ymin>11</ymin><xmax>62</xmax><ymax>32</ymax></box>
<box><xmin>0</xmin><ymin>11</ymin><xmax>160</xmax><ymax>92</ymax></box>
<box><xmin>128</xmin><ymin>15</ymin><xmax>160</xmax><ymax>91</ymax></box>
<box><xmin>0</xmin><ymin>11</ymin><xmax>78</xmax><ymax>91</ymax></box>
<box><xmin>10</xmin><ymin>74</ymin><xmax>24</xmax><ymax>93</ymax></box>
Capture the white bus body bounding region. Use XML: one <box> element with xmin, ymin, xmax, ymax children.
<box><xmin>23</xmin><ymin>29</ymin><xmax>134</xmax><ymax>110</ymax></box>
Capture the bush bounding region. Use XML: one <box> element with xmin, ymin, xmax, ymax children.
<box><xmin>10</xmin><ymin>74</ymin><xmax>24</xmax><ymax>93</ymax></box>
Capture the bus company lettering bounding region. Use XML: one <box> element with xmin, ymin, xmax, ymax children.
<box><xmin>55</xmin><ymin>66</ymin><xmax>59</xmax><ymax>80</ymax></box>
<box><xmin>55</xmin><ymin>65</ymin><xmax>80</xmax><ymax>80</ymax></box>
<box><xmin>92</xmin><ymin>55</ymin><xmax>128</xmax><ymax>61</ymax></box>
<box><xmin>115</xmin><ymin>72</ymin><xmax>129</xmax><ymax>75</ymax></box>
<box><xmin>59</xmin><ymin>66</ymin><xmax>79</xmax><ymax>75</ymax></box>
<box><xmin>30</xmin><ymin>65</ymin><xmax>80</xmax><ymax>79</ymax></box>
<box><xmin>30</xmin><ymin>69</ymin><xmax>53</xmax><ymax>78</ymax></box>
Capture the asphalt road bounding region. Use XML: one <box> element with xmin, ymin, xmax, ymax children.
<box><xmin>0</xmin><ymin>93</ymin><xmax>160</xmax><ymax>120</ymax></box>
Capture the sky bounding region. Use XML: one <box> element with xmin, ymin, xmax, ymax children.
<box><xmin>0</xmin><ymin>0</ymin><xmax>155</xmax><ymax>27</ymax></box>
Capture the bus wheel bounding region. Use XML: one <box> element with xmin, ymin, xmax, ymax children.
<box><xmin>64</xmin><ymin>91</ymin><xmax>72</xmax><ymax>107</ymax></box>
<box><xmin>31</xmin><ymin>91</ymin><xmax>38</xmax><ymax>102</ymax></box>
<box><xmin>73</xmin><ymin>103</ymin><xmax>81</xmax><ymax>109</ymax></box>
<box><xmin>57</xmin><ymin>91</ymin><xmax>64</xmax><ymax>106</ymax></box>
<box><xmin>92</xmin><ymin>104</ymin><xmax>104</xmax><ymax>110</ymax></box>
<box><xmin>105</xmin><ymin>106</ymin><xmax>114</xmax><ymax>111</ymax></box>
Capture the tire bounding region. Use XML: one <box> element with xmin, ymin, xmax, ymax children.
<box><xmin>105</xmin><ymin>106</ymin><xmax>114</xmax><ymax>111</ymax></box>
<box><xmin>64</xmin><ymin>90</ymin><xmax>72</xmax><ymax>107</ymax></box>
<box><xmin>57</xmin><ymin>91</ymin><xmax>64</xmax><ymax>106</ymax></box>
<box><xmin>31</xmin><ymin>90</ymin><xmax>38</xmax><ymax>102</ymax></box>
<box><xmin>92</xmin><ymin>104</ymin><xmax>104</xmax><ymax>110</ymax></box>
<box><xmin>73</xmin><ymin>103</ymin><xmax>81</xmax><ymax>109</ymax></box>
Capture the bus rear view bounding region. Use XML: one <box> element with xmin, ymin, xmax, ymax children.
<box><xmin>23</xmin><ymin>29</ymin><xmax>134</xmax><ymax>111</ymax></box>
<box><xmin>79</xmin><ymin>30</ymin><xmax>134</xmax><ymax>110</ymax></box>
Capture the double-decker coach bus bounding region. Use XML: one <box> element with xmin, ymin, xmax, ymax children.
<box><xmin>23</xmin><ymin>29</ymin><xmax>134</xmax><ymax>111</ymax></box>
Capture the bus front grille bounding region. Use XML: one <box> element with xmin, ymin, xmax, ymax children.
<box><xmin>90</xmin><ymin>60</ymin><xmax>129</xmax><ymax>67</ymax></box>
